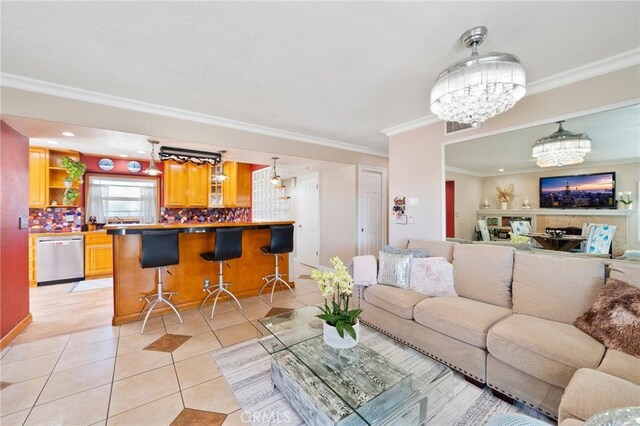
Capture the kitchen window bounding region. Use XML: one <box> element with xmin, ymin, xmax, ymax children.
<box><xmin>86</xmin><ymin>175</ymin><xmax>159</xmax><ymax>224</ymax></box>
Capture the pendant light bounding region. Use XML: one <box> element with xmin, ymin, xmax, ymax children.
<box><xmin>212</xmin><ymin>150</ymin><xmax>229</xmax><ymax>182</ymax></box>
<box><xmin>430</xmin><ymin>26</ymin><xmax>526</xmax><ymax>126</ymax></box>
<box><xmin>532</xmin><ymin>121</ymin><xmax>592</xmax><ymax>167</ymax></box>
<box><xmin>143</xmin><ymin>140</ymin><xmax>162</xmax><ymax>176</ymax></box>
<box><xmin>270</xmin><ymin>157</ymin><xmax>281</xmax><ymax>185</ymax></box>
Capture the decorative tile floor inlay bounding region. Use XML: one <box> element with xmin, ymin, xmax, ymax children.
<box><xmin>144</xmin><ymin>334</ymin><xmax>192</xmax><ymax>352</ymax></box>
<box><xmin>0</xmin><ymin>381</ymin><xmax>13</xmax><ymax>390</ymax></box>
<box><xmin>264</xmin><ymin>307</ymin><xmax>295</xmax><ymax>318</ymax></box>
<box><xmin>170</xmin><ymin>408</ymin><xmax>227</xmax><ymax>426</ymax></box>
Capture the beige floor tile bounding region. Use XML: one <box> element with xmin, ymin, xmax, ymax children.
<box><xmin>107</xmin><ymin>392</ymin><xmax>183</xmax><ymax>426</ymax></box>
<box><xmin>109</xmin><ymin>365</ymin><xmax>179</xmax><ymax>417</ymax></box>
<box><xmin>296</xmin><ymin>292</ymin><xmax>325</xmax><ymax>306</ymax></box>
<box><xmin>0</xmin><ymin>353</ymin><xmax>59</xmax><ymax>383</ymax></box>
<box><xmin>294</xmin><ymin>280</ymin><xmax>321</xmax><ymax>294</ymax></box>
<box><xmin>181</xmin><ymin>376</ymin><xmax>239</xmax><ymax>414</ymax></box>
<box><xmin>114</xmin><ymin>349</ymin><xmax>173</xmax><ymax>381</ymax></box>
<box><xmin>214</xmin><ymin>322</ymin><xmax>259</xmax><ymax>347</ymax></box>
<box><xmin>37</xmin><ymin>357</ymin><xmax>115</xmax><ymax>405</ymax></box>
<box><xmin>0</xmin><ymin>409</ymin><xmax>31</xmax><ymax>426</ymax></box>
<box><xmin>25</xmin><ymin>384</ymin><xmax>110</xmax><ymax>426</ymax></box>
<box><xmin>200</xmin><ymin>298</ymin><xmax>239</xmax><ymax>315</ymax></box>
<box><xmin>54</xmin><ymin>339</ymin><xmax>118</xmax><ymax>372</ymax></box>
<box><xmin>175</xmin><ymin>352</ymin><xmax>221</xmax><ymax>390</ymax></box>
<box><xmin>165</xmin><ymin>316</ymin><xmax>213</xmax><ymax>336</ymax></box>
<box><xmin>205</xmin><ymin>310</ymin><xmax>248</xmax><ymax>330</ymax></box>
<box><xmin>263</xmin><ymin>293</ymin><xmax>305</xmax><ymax>310</ymax></box>
<box><xmin>66</xmin><ymin>326</ymin><xmax>119</xmax><ymax>348</ymax></box>
<box><xmin>90</xmin><ymin>421</ymin><xmax>106</xmax><ymax>426</ymax></box>
<box><xmin>233</xmin><ymin>296</ymin><xmax>268</xmax><ymax>310</ymax></box>
<box><xmin>222</xmin><ymin>410</ymin><xmax>246</xmax><ymax>425</ymax></box>
<box><xmin>0</xmin><ymin>345</ymin><xmax>11</xmax><ymax>360</ymax></box>
<box><xmin>0</xmin><ymin>334</ymin><xmax>69</xmax><ymax>364</ymax></box>
<box><xmin>239</xmin><ymin>302</ymin><xmax>273</xmax><ymax>321</ymax></box>
<box><xmin>171</xmin><ymin>332</ymin><xmax>222</xmax><ymax>363</ymax></box>
<box><xmin>119</xmin><ymin>316</ymin><xmax>165</xmax><ymax>337</ymax></box>
<box><xmin>117</xmin><ymin>328</ymin><xmax>166</xmax><ymax>356</ymax></box>
<box><xmin>0</xmin><ymin>376</ymin><xmax>48</xmax><ymax>416</ymax></box>
<box><xmin>162</xmin><ymin>307</ymin><xmax>206</xmax><ymax>326</ymax></box>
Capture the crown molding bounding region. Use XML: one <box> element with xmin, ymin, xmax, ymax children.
<box><xmin>444</xmin><ymin>165</ymin><xmax>484</xmax><ymax>177</ymax></box>
<box><xmin>382</xmin><ymin>48</ymin><xmax>640</xmax><ymax>137</ymax></box>
<box><xmin>1</xmin><ymin>73</ymin><xmax>388</xmax><ymax>158</ymax></box>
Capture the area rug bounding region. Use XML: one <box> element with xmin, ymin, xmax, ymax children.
<box><xmin>69</xmin><ymin>277</ymin><xmax>113</xmax><ymax>292</ymax></box>
<box><xmin>213</xmin><ymin>332</ymin><xmax>553</xmax><ymax>425</ymax></box>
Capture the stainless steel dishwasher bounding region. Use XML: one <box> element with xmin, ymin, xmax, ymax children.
<box><xmin>36</xmin><ymin>235</ymin><xmax>85</xmax><ymax>285</ymax></box>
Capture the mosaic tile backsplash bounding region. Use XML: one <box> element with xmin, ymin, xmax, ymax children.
<box><xmin>160</xmin><ymin>208</ymin><xmax>251</xmax><ymax>224</ymax></box>
<box><xmin>29</xmin><ymin>208</ymin><xmax>84</xmax><ymax>233</ymax></box>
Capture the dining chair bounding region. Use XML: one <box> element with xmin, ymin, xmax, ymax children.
<box><xmin>510</xmin><ymin>220</ymin><xmax>531</xmax><ymax>236</ymax></box>
<box><xmin>477</xmin><ymin>220</ymin><xmax>491</xmax><ymax>242</ymax></box>
<box><xmin>583</xmin><ymin>224</ymin><xmax>617</xmax><ymax>256</ymax></box>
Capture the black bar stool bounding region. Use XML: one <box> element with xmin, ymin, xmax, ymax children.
<box><xmin>139</xmin><ymin>230</ymin><xmax>183</xmax><ymax>334</ymax></box>
<box><xmin>258</xmin><ymin>224</ymin><xmax>294</xmax><ymax>303</ymax></box>
<box><xmin>200</xmin><ymin>227</ymin><xmax>243</xmax><ymax>318</ymax></box>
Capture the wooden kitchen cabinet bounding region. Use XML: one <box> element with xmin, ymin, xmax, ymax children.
<box><xmin>221</xmin><ymin>162</ymin><xmax>252</xmax><ymax>207</ymax></box>
<box><xmin>29</xmin><ymin>235</ymin><xmax>36</xmax><ymax>287</ymax></box>
<box><xmin>29</xmin><ymin>147</ymin><xmax>48</xmax><ymax>207</ymax></box>
<box><xmin>85</xmin><ymin>232</ymin><xmax>113</xmax><ymax>277</ymax></box>
<box><xmin>163</xmin><ymin>160</ymin><xmax>211</xmax><ymax>208</ymax></box>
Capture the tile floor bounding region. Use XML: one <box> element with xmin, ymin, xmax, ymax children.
<box><xmin>0</xmin><ymin>273</ymin><xmax>322</xmax><ymax>426</ymax></box>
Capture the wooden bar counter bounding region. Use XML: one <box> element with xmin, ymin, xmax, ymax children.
<box><xmin>105</xmin><ymin>221</ymin><xmax>294</xmax><ymax>325</ymax></box>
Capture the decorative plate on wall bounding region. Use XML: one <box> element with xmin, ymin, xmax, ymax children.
<box><xmin>98</xmin><ymin>158</ymin><xmax>115</xmax><ymax>171</ymax></box>
<box><xmin>127</xmin><ymin>161</ymin><xmax>142</xmax><ymax>173</ymax></box>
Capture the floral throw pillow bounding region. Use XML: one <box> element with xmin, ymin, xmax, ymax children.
<box><xmin>409</xmin><ymin>257</ymin><xmax>457</xmax><ymax>297</ymax></box>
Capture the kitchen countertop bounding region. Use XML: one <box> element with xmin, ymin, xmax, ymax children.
<box><xmin>104</xmin><ymin>221</ymin><xmax>294</xmax><ymax>235</ymax></box>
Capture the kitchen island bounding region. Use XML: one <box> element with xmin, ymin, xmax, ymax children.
<box><xmin>105</xmin><ymin>221</ymin><xmax>294</xmax><ymax>325</ymax></box>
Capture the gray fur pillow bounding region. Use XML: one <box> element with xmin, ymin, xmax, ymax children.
<box><xmin>574</xmin><ymin>278</ymin><xmax>640</xmax><ymax>357</ymax></box>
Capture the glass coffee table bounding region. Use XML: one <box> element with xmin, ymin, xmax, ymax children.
<box><xmin>257</xmin><ymin>306</ymin><xmax>453</xmax><ymax>425</ymax></box>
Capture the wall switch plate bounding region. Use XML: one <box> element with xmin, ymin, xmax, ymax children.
<box><xmin>408</xmin><ymin>216</ymin><xmax>415</xmax><ymax>224</ymax></box>
<box><xmin>18</xmin><ymin>216</ymin><xmax>29</xmax><ymax>229</ymax></box>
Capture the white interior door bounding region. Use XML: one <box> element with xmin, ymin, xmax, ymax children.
<box><xmin>296</xmin><ymin>174</ymin><xmax>319</xmax><ymax>267</ymax></box>
<box><xmin>358</xmin><ymin>167</ymin><xmax>386</xmax><ymax>256</ymax></box>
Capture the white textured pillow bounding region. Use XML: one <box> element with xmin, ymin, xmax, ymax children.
<box><xmin>409</xmin><ymin>257</ymin><xmax>457</xmax><ymax>297</ymax></box>
<box><xmin>377</xmin><ymin>251</ymin><xmax>413</xmax><ymax>288</ymax></box>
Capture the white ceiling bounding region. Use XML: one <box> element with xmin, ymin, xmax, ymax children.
<box><xmin>2</xmin><ymin>2</ymin><xmax>639</xmax><ymax>154</ymax></box>
<box><xmin>445</xmin><ymin>104</ymin><xmax>640</xmax><ymax>176</ymax></box>
<box><xmin>2</xmin><ymin>115</ymin><xmax>343</xmax><ymax>178</ymax></box>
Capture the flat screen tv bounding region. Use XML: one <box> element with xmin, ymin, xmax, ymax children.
<box><xmin>539</xmin><ymin>172</ymin><xmax>615</xmax><ymax>209</ymax></box>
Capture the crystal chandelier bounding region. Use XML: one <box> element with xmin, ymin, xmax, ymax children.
<box><xmin>532</xmin><ymin>121</ymin><xmax>592</xmax><ymax>167</ymax></box>
<box><xmin>430</xmin><ymin>26</ymin><xmax>526</xmax><ymax>127</ymax></box>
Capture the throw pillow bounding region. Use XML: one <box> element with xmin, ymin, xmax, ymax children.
<box><xmin>377</xmin><ymin>251</ymin><xmax>413</xmax><ymax>288</ymax></box>
<box><xmin>383</xmin><ymin>245</ymin><xmax>429</xmax><ymax>258</ymax></box>
<box><xmin>409</xmin><ymin>257</ymin><xmax>457</xmax><ymax>297</ymax></box>
<box><xmin>574</xmin><ymin>278</ymin><xmax>640</xmax><ymax>357</ymax></box>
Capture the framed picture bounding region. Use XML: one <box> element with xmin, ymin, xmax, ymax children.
<box><xmin>396</xmin><ymin>214</ymin><xmax>408</xmax><ymax>225</ymax></box>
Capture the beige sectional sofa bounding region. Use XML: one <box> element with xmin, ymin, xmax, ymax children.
<box><xmin>355</xmin><ymin>240</ymin><xmax>640</xmax><ymax>420</ymax></box>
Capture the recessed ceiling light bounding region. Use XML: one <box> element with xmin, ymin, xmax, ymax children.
<box><xmin>119</xmin><ymin>154</ymin><xmax>129</xmax><ymax>158</ymax></box>
<box><xmin>47</xmin><ymin>141</ymin><xmax>59</xmax><ymax>145</ymax></box>
<box><xmin>498</xmin><ymin>168</ymin><xmax>505</xmax><ymax>172</ymax></box>
<box><xmin>61</xmin><ymin>131</ymin><xmax>75</xmax><ymax>137</ymax></box>
<box><xmin>305</xmin><ymin>166</ymin><xmax>314</xmax><ymax>170</ymax></box>
<box><xmin>136</xmin><ymin>150</ymin><xmax>146</xmax><ymax>154</ymax></box>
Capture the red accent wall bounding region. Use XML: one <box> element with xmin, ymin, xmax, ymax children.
<box><xmin>0</xmin><ymin>121</ymin><xmax>30</xmax><ymax>338</ymax></box>
<box><xmin>445</xmin><ymin>180</ymin><xmax>455</xmax><ymax>238</ymax></box>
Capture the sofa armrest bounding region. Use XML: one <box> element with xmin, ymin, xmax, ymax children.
<box><xmin>559</xmin><ymin>368</ymin><xmax>640</xmax><ymax>423</ymax></box>
<box><xmin>351</xmin><ymin>255</ymin><xmax>377</xmax><ymax>287</ymax></box>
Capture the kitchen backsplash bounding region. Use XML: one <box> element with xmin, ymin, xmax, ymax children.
<box><xmin>160</xmin><ymin>207</ymin><xmax>250</xmax><ymax>223</ymax></box>
<box><xmin>29</xmin><ymin>207</ymin><xmax>84</xmax><ymax>233</ymax></box>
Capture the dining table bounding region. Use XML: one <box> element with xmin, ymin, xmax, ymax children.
<box><xmin>524</xmin><ymin>233</ymin><xmax>587</xmax><ymax>252</ymax></box>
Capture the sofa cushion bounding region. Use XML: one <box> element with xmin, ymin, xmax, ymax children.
<box><xmin>512</xmin><ymin>253</ymin><xmax>605</xmax><ymax>324</ymax></box>
<box><xmin>414</xmin><ymin>297</ymin><xmax>511</xmax><ymax>348</ymax></box>
<box><xmin>597</xmin><ymin>349</ymin><xmax>640</xmax><ymax>386</ymax></box>
<box><xmin>453</xmin><ymin>244</ymin><xmax>515</xmax><ymax>308</ymax></box>
<box><xmin>363</xmin><ymin>285</ymin><xmax>428</xmax><ymax>320</ymax></box>
<box><xmin>574</xmin><ymin>278</ymin><xmax>640</xmax><ymax>357</ymax></box>
<box><xmin>558</xmin><ymin>368</ymin><xmax>640</xmax><ymax>423</ymax></box>
<box><xmin>406</xmin><ymin>240</ymin><xmax>456</xmax><ymax>263</ymax></box>
<box><xmin>487</xmin><ymin>314</ymin><xmax>605</xmax><ymax>388</ymax></box>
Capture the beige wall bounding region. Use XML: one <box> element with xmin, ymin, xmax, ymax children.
<box><xmin>388</xmin><ymin>65</ymin><xmax>640</xmax><ymax>247</ymax></box>
<box><xmin>444</xmin><ymin>170</ymin><xmax>483</xmax><ymax>240</ymax></box>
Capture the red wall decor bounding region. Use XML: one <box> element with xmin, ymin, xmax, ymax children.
<box><xmin>0</xmin><ymin>121</ymin><xmax>30</xmax><ymax>340</ymax></box>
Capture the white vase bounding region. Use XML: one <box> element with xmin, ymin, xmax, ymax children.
<box><xmin>501</xmin><ymin>202</ymin><xmax>508</xmax><ymax>210</ymax></box>
<box><xmin>64</xmin><ymin>178</ymin><xmax>73</xmax><ymax>189</ymax></box>
<box><xmin>627</xmin><ymin>203</ymin><xmax>634</xmax><ymax>210</ymax></box>
<box><xmin>323</xmin><ymin>320</ymin><xmax>359</xmax><ymax>349</ymax></box>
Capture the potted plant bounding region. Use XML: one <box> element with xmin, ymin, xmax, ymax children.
<box><xmin>63</xmin><ymin>188</ymin><xmax>80</xmax><ymax>206</ymax></box>
<box><xmin>311</xmin><ymin>256</ymin><xmax>362</xmax><ymax>349</ymax></box>
<box><xmin>618</xmin><ymin>191</ymin><xmax>634</xmax><ymax>210</ymax></box>
<box><xmin>495</xmin><ymin>184</ymin><xmax>514</xmax><ymax>210</ymax></box>
<box><xmin>61</xmin><ymin>157</ymin><xmax>86</xmax><ymax>205</ymax></box>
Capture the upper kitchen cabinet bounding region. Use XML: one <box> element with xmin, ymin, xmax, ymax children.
<box><xmin>29</xmin><ymin>147</ymin><xmax>48</xmax><ymax>207</ymax></box>
<box><xmin>48</xmin><ymin>149</ymin><xmax>81</xmax><ymax>207</ymax></box>
<box><xmin>221</xmin><ymin>162</ymin><xmax>252</xmax><ymax>208</ymax></box>
<box><xmin>163</xmin><ymin>160</ymin><xmax>211</xmax><ymax>208</ymax></box>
